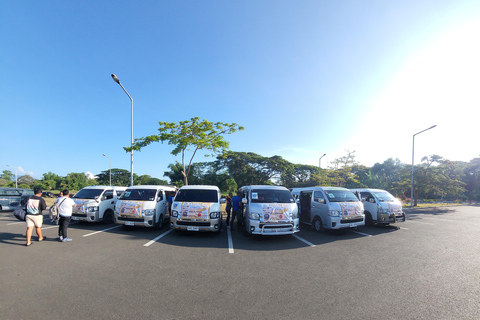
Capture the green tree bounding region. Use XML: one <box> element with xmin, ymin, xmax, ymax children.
<box><xmin>60</xmin><ymin>173</ymin><xmax>96</xmax><ymax>192</ymax></box>
<box><xmin>1</xmin><ymin>170</ymin><xmax>15</xmax><ymax>186</ymax></box>
<box><xmin>327</xmin><ymin>150</ymin><xmax>359</xmax><ymax>188</ymax></box>
<box><xmin>96</xmin><ymin>168</ymin><xmax>137</xmax><ymax>186</ymax></box>
<box><xmin>127</xmin><ymin>117</ymin><xmax>243</xmax><ymax>185</ymax></box>
<box><xmin>17</xmin><ymin>175</ymin><xmax>36</xmax><ymax>189</ymax></box>
<box><xmin>164</xmin><ymin>162</ymin><xmax>187</xmax><ymax>187</ymax></box>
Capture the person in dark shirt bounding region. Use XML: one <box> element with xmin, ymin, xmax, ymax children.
<box><xmin>25</xmin><ymin>188</ymin><xmax>47</xmax><ymax>246</ymax></box>
<box><xmin>225</xmin><ymin>192</ymin><xmax>233</xmax><ymax>228</ymax></box>
<box><xmin>230</xmin><ymin>191</ymin><xmax>243</xmax><ymax>231</ymax></box>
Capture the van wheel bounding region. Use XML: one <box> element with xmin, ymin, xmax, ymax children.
<box><xmin>155</xmin><ymin>214</ymin><xmax>164</xmax><ymax>230</ymax></box>
<box><xmin>313</xmin><ymin>217</ymin><xmax>324</xmax><ymax>233</ymax></box>
<box><xmin>365</xmin><ymin>212</ymin><xmax>373</xmax><ymax>227</ymax></box>
<box><xmin>103</xmin><ymin>210</ymin><xmax>114</xmax><ymax>224</ymax></box>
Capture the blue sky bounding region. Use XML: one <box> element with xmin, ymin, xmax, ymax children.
<box><xmin>1</xmin><ymin>0</ymin><xmax>479</xmax><ymax>181</ymax></box>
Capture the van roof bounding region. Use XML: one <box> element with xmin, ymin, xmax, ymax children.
<box><xmin>125</xmin><ymin>185</ymin><xmax>177</xmax><ymax>191</ymax></box>
<box><xmin>178</xmin><ymin>185</ymin><xmax>219</xmax><ymax>191</ymax></box>
<box><xmin>241</xmin><ymin>185</ymin><xmax>289</xmax><ymax>190</ymax></box>
<box><xmin>350</xmin><ymin>188</ymin><xmax>387</xmax><ymax>193</ymax></box>
<box><xmin>81</xmin><ymin>186</ymin><xmax>127</xmax><ymax>190</ymax></box>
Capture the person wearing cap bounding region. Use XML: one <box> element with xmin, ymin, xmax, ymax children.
<box><xmin>25</xmin><ymin>188</ymin><xmax>47</xmax><ymax>246</ymax></box>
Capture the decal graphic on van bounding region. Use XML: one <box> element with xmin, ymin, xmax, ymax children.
<box><xmin>73</xmin><ymin>199</ymin><xmax>89</xmax><ymax>213</ymax></box>
<box><xmin>119</xmin><ymin>201</ymin><xmax>144</xmax><ymax>217</ymax></box>
<box><xmin>339</xmin><ymin>203</ymin><xmax>362</xmax><ymax>216</ymax></box>
<box><xmin>388</xmin><ymin>203</ymin><xmax>402</xmax><ymax>214</ymax></box>
<box><xmin>181</xmin><ymin>202</ymin><xmax>210</xmax><ymax>220</ymax></box>
<box><xmin>261</xmin><ymin>204</ymin><xmax>290</xmax><ymax>221</ymax></box>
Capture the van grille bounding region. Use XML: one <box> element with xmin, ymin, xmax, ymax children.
<box><xmin>177</xmin><ymin>221</ymin><xmax>211</xmax><ymax>226</ymax></box>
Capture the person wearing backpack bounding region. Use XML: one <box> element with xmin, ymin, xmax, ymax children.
<box><xmin>56</xmin><ymin>189</ymin><xmax>76</xmax><ymax>242</ymax></box>
<box><xmin>25</xmin><ymin>188</ymin><xmax>47</xmax><ymax>246</ymax></box>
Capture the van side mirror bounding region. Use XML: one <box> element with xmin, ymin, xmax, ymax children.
<box><xmin>157</xmin><ymin>197</ymin><xmax>162</xmax><ymax>202</ymax></box>
<box><xmin>369</xmin><ymin>198</ymin><xmax>375</xmax><ymax>203</ymax></box>
<box><xmin>242</xmin><ymin>198</ymin><xmax>248</xmax><ymax>204</ymax></box>
<box><xmin>101</xmin><ymin>196</ymin><xmax>107</xmax><ymax>201</ymax></box>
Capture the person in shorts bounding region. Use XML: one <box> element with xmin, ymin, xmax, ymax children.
<box><xmin>25</xmin><ymin>188</ymin><xmax>47</xmax><ymax>246</ymax></box>
<box><xmin>230</xmin><ymin>191</ymin><xmax>243</xmax><ymax>231</ymax></box>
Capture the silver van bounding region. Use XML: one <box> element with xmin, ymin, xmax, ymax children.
<box><xmin>72</xmin><ymin>186</ymin><xmax>127</xmax><ymax>223</ymax></box>
<box><xmin>291</xmin><ymin>186</ymin><xmax>364</xmax><ymax>232</ymax></box>
<box><xmin>350</xmin><ymin>188</ymin><xmax>405</xmax><ymax>226</ymax></box>
<box><xmin>0</xmin><ymin>187</ymin><xmax>34</xmax><ymax>211</ymax></box>
<box><xmin>239</xmin><ymin>185</ymin><xmax>299</xmax><ymax>235</ymax></box>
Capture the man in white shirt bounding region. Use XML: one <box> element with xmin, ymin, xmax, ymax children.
<box><xmin>56</xmin><ymin>189</ymin><xmax>76</xmax><ymax>242</ymax></box>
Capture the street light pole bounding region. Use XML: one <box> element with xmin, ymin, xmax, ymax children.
<box><xmin>102</xmin><ymin>154</ymin><xmax>112</xmax><ymax>186</ymax></box>
<box><xmin>6</xmin><ymin>165</ymin><xmax>18</xmax><ymax>188</ymax></box>
<box><xmin>318</xmin><ymin>154</ymin><xmax>326</xmax><ymax>174</ymax></box>
<box><xmin>410</xmin><ymin>125</ymin><xmax>437</xmax><ymax>207</ymax></box>
<box><xmin>111</xmin><ymin>74</ymin><xmax>134</xmax><ymax>186</ymax></box>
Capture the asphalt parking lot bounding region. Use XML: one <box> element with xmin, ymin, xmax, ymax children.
<box><xmin>1</xmin><ymin>206</ymin><xmax>479</xmax><ymax>320</ymax></box>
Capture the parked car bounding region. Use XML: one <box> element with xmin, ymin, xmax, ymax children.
<box><xmin>42</xmin><ymin>191</ymin><xmax>55</xmax><ymax>198</ymax></box>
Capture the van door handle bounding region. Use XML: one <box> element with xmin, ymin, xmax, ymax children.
<box><xmin>111</xmin><ymin>201</ymin><xmax>114</xmax><ymax>204</ymax></box>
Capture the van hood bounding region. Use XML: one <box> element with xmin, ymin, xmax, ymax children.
<box><xmin>73</xmin><ymin>199</ymin><xmax>96</xmax><ymax>213</ymax></box>
<box><xmin>337</xmin><ymin>202</ymin><xmax>363</xmax><ymax>216</ymax></box>
<box><xmin>117</xmin><ymin>200</ymin><xmax>146</xmax><ymax>218</ymax></box>
<box><xmin>251</xmin><ymin>203</ymin><xmax>296</xmax><ymax>222</ymax></box>
<box><xmin>178</xmin><ymin>202</ymin><xmax>214</xmax><ymax>220</ymax></box>
<box><xmin>384</xmin><ymin>202</ymin><xmax>403</xmax><ymax>214</ymax></box>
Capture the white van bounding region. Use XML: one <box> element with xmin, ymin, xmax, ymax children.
<box><xmin>72</xmin><ymin>186</ymin><xmax>127</xmax><ymax>223</ymax></box>
<box><xmin>291</xmin><ymin>186</ymin><xmax>364</xmax><ymax>232</ymax></box>
<box><xmin>170</xmin><ymin>185</ymin><xmax>222</xmax><ymax>232</ymax></box>
<box><xmin>239</xmin><ymin>185</ymin><xmax>299</xmax><ymax>235</ymax></box>
<box><xmin>350</xmin><ymin>188</ymin><xmax>405</xmax><ymax>226</ymax></box>
<box><xmin>114</xmin><ymin>185</ymin><xmax>176</xmax><ymax>228</ymax></box>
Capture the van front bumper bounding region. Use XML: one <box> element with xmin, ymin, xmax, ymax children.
<box><xmin>329</xmin><ymin>216</ymin><xmax>365</xmax><ymax>229</ymax></box>
<box><xmin>115</xmin><ymin>215</ymin><xmax>155</xmax><ymax>227</ymax></box>
<box><xmin>170</xmin><ymin>218</ymin><xmax>221</xmax><ymax>232</ymax></box>
<box><xmin>247</xmin><ymin>219</ymin><xmax>300</xmax><ymax>235</ymax></box>
<box><xmin>72</xmin><ymin>211</ymin><xmax>100</xmax><ymax>222</ymax></box>
<box><xmin>378</xmin><ymin>212</ymin><xmax>406</xmax><ymax>224</ymax></box>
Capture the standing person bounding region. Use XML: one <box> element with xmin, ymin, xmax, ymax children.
<box><xmin>25</xmin><ymin>188</ymin><xmax>47</xmax><ymax>246</ymax></box>
<box><xmin>168</xmin><ymin>192</ymin><xmax>175</xmax><ymax>215</ymax></box>
<box><xmin>56</xmin><ymin>189</ymin><xmax>76</xmax><ymax>242</ymax></box>
<box><xmin>225</xmin><ymin>192</ymin><xmax>233</xmax><ymax>228</ymax></box>
<box><xmin>230</xmin><ymin>191</ymin><xmax>243</xmax><ymax>231</ymax></box>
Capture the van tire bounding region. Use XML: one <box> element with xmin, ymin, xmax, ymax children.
<box><xmin>365</xmin><ymin>212</ymin><xmax>373</xmax><ymax>227</ymax></box>
<box><xmin>155</xmin><ymin>214</ymin><xmax>164</xmax><ymax>229</ymax></box>
<box><xmin>312</xmin><ymin>217</ymin><xmax>324</xmax><ymax>233</ymax></box>
<box><xmin>103</xmin><ymin>210</ymin><xmax>114</xmax><ymax>224</ymax></box>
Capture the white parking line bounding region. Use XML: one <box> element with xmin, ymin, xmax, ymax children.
<box><xmin>83</xmin><ymin>225</ymin><xmax>122</xmax><ymax>237</ymax></box>
<box><xmin>6</xmin><ymin>221</ymin><xmax>25</xmax><ymax>225</ymax></box>
<box><xmin>349</xmin><ymin>230</ymin><xmax>372</xmax><ymax>237</ymax></box>
<box><xmin>292</xmin><ymin>234</ymin><xmax>316</xmax><ymax>247</ymax></box>
<box><xmin>407</xmin><ymin>220</ymin><xmax>434</xmax><ymax>225</ymax></box>
<box><xmin>227</xmin><ymin>227</ymin><xmax>234</xmax><ymax>253</ymax></box>
<box><xmin>143</xmin><ymin>229</ymin><xmax>174</xmax><ymax>247</ymax></box>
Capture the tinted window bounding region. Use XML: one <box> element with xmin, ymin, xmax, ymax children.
<box><xmin>372</xmin><ymin>191</ymin><xmax>396</xmax><ymax>202</ymax></box>
<box><xmin>175</xmin><ymin>189</ymin><xmax>218</xmax><ymax>203</ymax></box>
<box><xmin>119</xmin><ymin>189</ymin><xmax>157</xmax><ymax>201</ymax></box>
<box><xmin>250</xmin><ymin>189</ymin><xmax>294</xmax><ymax>203</ymax></box>
<box><xmin>104</xmin><ymin>190</ymin><xmax>114</xmax><ymax>200</ymax></box>
<box><xmin>73</xmin><ymin>189</ymin><xmax>103</xmax><ymax>199</ymax></box>
<box><xmin>324</xmin><ymin>189</ymin><xmax>359</xmax><ymax>202</ymax></box>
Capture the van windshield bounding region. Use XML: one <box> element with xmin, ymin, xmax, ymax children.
<box><xmin>251</xmin><ymin>189</ymin><xmax>295</xmax><ymax>204</ymax></box>
<box><xmin>372</xmin><ymin>191</ymin><xmax>396</xmax><ymax>202</ymax></box>
<box><xmin>324</xmin><ymin>189</ymin><xmax>358</xmax><ymax>202</ymax></box>
<box><xmin>73</xmin><ymin>189</ymin><xmax>103</xmax><ymax>199</ymax></box>
<box><xmin>175</xmin><ymin>189</ymin><xmax>218</xmax><ymax>203</ymax></box>
<box><xmin>119</xmin><ymin>189</ymin><xmax>157</xmax><ymax>201</ymax></box>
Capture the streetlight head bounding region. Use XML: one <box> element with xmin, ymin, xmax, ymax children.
<box><xmin>111</xmin><ymin>74</ymin><xmax>120</xmax><ymax>84</ymax></box>
<box><xmin>102</xmin><ymin>154</ymin><xmax>106</xmax><ymax>157</ymax></box>
<box><xmin>429</xmin><ymin>125</ymin><xmax>437</xmax><ymax>129</ymax></box>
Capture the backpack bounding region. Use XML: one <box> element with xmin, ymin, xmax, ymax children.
<box><xmin>13</xmin><ymin>208</ymin><xmax>26</xmax><ymax>221</ymax></box>
<box><xmin>49</xmin><ymin>198</ymin><xmax>66</xmax><ymax>224</ymax></box>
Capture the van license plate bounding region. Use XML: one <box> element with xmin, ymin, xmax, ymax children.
<box><xmin>187</xmin><ymin>226</ymin><xmax>199</xmax><ymax>231</ymax></box>
<box><xmin>72</xmin><ymin>216</ymin><xmax>79</xmax><ymax>221</ymax></box>
<box><xmin>349</xmin><ymin>223</ymin><xmax>357</xmax><ymax>227</ymax></box>
<box><xmin>125</xmin><ymin>221</ymin><xmax>134</xmax><ymax>226</ymax></box>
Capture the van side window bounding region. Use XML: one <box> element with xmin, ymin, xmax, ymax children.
<box><xmin>157</xmin><ymin>191</ymin><xmax>163</xmax><ymax>201</ymax></box>
<box><xmin>243</xmin><ymin>191</ymin><xmax>248</xmax><ymax>203</ymax></box>
<box><xmin>313</xmin><ymin>191</ymin><xmax>325</xmax><ymax>203</ymax></box>
<box><xmin>360</xmin><ymin>192</ymin><xmax>373</xmax><ymax>202</ymax></box>
<box><xmin>104</xmin><ymin>190</ymin><xmax>114</xmax><ymax>200</ymax></box>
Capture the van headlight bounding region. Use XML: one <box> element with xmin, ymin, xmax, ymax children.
<box><xmin>328</xmin><ymin>210</ymin><xmax>341</xmax><ymax>217</ymax></box>
<box><xmin>290</xmin><ymin>211</ymin><xmax>298</xmax><ymax>219</ymax></box>
<box><xmin>142</xmin><ymin>209</ymin><xmax>156</xmax><ymax>216</ymax></box>
<box><xmin>87</xmin><ymin>206</ymin><xmax>99</xmax><ymax>213</ymax></box>
<box><xmin>248</xmin><ymin>212</ymin><xmax>261</xmax><ymax>220</ymax></box>
<box><xmin>210</xmin><ymin>211</ymin><xmax>220</xmax><ymax>219</ymax></box>
<box><xmin>377</xmin><ymin>205</ymin><xmax>385</xmax><ymax>214</ymax></box>
<box><xmin>172</xmin><ymin>210</ymin><xmax>179</xmax><ymax>218</ymax></box>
